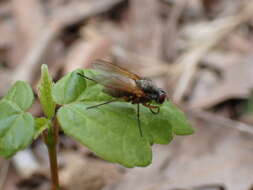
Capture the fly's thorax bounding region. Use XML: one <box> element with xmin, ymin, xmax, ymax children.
<box><xmin>135</xmin><ymin>78</ymin><xmax>154</xmax><ymax>91</ymax></box>
<box><xmin>136</xmin><ymin>78</ymin><xmax>167</xmax><ymax>104</ymax></box>
<box><xmin>136</xmin><ymin>79</ymin><xmax>159</xmax><ymax>97</ymax></box>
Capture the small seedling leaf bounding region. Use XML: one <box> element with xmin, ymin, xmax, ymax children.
<box><xmin>0</xmin><ymin>100</ymin><xmax>34</xmax><ymax>158</ymax></box>
<box><xmin>52</xmin><ymin>70</ymin><xmax>87</xmax><ymax>105</ymax></box>
<box><xmin>4</xmin><ymin>81</ymin><xmax>34</xmax><ymax>111</ymax></box>
<box><xmin>37</xmin><ymin>64</ymin><xmax>56</xmax><ymax>119</ymax></box>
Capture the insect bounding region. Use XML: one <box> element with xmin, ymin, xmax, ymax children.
<box><xmin>78</xmin><ymin>60</ymin><xmax>167</xmax><ymax>136</ymax></box>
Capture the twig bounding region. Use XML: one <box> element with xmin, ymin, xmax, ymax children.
<box><xmin>10</xmin><ymin>0</ymin><xmax>45</xmax><ymax>68</ymax></box>
<box><xmin>172</xmin><ymin>2</ymin><xmax>253</xmax><ymax>103</ymax></box>
<box><xmin>64</xmin><ymin>26</ymin><xmax>111</xmax><ymax>73</ymax></box>
<box><xmin>163</xmin><ymin>0</ymin><xmax>188</xmax><ymax>60</ymax></box>
<box><xmin>127</xmin><ymin>0</ymin><xmax>162</xmax><ymax>58</ymax></box>
<box><xmin>11</xmin><ymin>0</ymin><xmax>45</xmax><ymax>44</ymax></box>
<box><xmin>112</xmin><ymin>46</ymin><xmax>178</xmax><ymax>77</ymax></box>
<box><xmin>11</xmin><ymin>25</ymin><xmax>59</xmax><ymax>83</ymax></box>
<box><xmin>52</xmin><ymin>0</ymin><xmax>124</xmax><ymax>27</ymax></box>
<box><xmin>188</xmin><ymin>109</ymin><xmax>253</xmax><ymax>135</ymax></box>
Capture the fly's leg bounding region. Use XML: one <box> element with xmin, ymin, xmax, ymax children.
<box><xmin>87</xmin><ymin>100</ymin><xmax>116</xmax><ymax>109</ymax></box>
<box><xmin>77</xmin><ymin>72</ymin><xmax>97</xmax><ymax>83</ymax></box>
<box><xmin>143</xmin><ymin>103</ymin><xmax>160</xmax><ymax>114</ymax></box>
<box><xmin>137</xmin><ymin>104</ymin><xmax>143</xmax><ymax>137</ymax></box>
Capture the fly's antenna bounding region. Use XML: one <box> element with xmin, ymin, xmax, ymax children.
<box><xmin>77</xmin><ymin>72</ymin><xmax>96</xmax><ymax>83</ymax></box>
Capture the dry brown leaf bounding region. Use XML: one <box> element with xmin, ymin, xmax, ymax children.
<box><xmin>163</xmin><ymin>0</ymin><xmax>188</xmax><ymax>60</ymax></box>
<box><xmin>59</xmin><ymin>151</ymin><xmax>123</xmax><ymax>190</ymax></box>
<box><xmin>64</xmin><ymin>26</ymin><xmax>111</xmax><ymax>74</ymax></box>
<box><xmin>173</xmin><ymin>2</ymin><xmax>253</xmax><ymax>103</ymax></box>
<box><xmin>225</xmin><ymin>33</ymin><xmax>253</xmax><ymax>54</ymax></box>
<box><xmin>126</xmin><ymin>0</ymin><xmax>162</xmax><ymax>59</ymax></box>
<box><xmin>10</xmin><ymin>0</ymin><xmax>45</xmax><ymax>68</ymax></box>
<box><xmin>0</xmin><ymin>1</ymin><xmax>11</xmax><ymax>19</ymax></box>
<box><xmin>190</xmin><ymin>56</ymin><xmax>253</xmax><ymax>109</ymax></box>
<box><xmin>0</xmin><ymin>19</ymin><xmax>15</xmax><ymax>49</ymax></box>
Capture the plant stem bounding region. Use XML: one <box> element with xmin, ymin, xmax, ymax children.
<box><xmin>48</xmin><ymin>140</ymin><xmax>59</xmax><ymax>190</ymax></box>
<box><xmin>43</xmin><ymin>119</ymin><xmax>60</xmax><ymax>190</ymax></box>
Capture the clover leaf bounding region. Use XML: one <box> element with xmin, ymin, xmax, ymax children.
<box><xmin>0</xmin><ymin>81</ymin><xmax>35</xmax><ymax>158</ymax></box>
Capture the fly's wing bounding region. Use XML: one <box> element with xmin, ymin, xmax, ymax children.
<box><xmin>92</xmin><ymin>60</ymin><xmax>141</xmax><ymax>80</ymax></box>
<box><xmin>91</xmin><ymin>72</ymin><xmax>145</xmax><ymax>98</ymax></box>
<box><xmin>88</xmin><ymin>60</ymin><xmax>144</xmax><ymax>97</ymax></box>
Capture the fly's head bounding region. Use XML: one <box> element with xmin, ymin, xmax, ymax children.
<box><xmin>155</xmin><ymin>88</ymin><xmax>166</xmax><ymax>104</ymax></box>
<box><xmin>136</xmin><ymin>79</ymin><xmax>167</xmax><ymax>104</ymax></box>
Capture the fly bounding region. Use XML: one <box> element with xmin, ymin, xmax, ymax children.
<box><xmin>78</xmin><ymin>60</ymin><xmax>167</xmax><ymax>136</ymax></box>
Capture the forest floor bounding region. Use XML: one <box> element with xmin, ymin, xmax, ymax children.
<box><xmin>1</xmin><ymin>0</ymin><xmax>253</xmax><ymax>190</ymax></box>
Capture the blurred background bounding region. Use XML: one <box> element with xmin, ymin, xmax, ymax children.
<box><xmin>1</xmin><ymin>0</ymin><xmax>253</xmax><ymax>189</ymax></box>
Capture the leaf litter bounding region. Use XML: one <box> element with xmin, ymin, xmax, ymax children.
<box><xmin>1</xmin><ymin>0</ymin><xmax>253</xmax><ymax>189</ymax></box>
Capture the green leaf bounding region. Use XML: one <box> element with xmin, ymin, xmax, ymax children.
<box><xmin>0</xmin><ymin>100</ymin><xmax>34</xmax><ymax>158</ymax></box>
<box><xmin>52</xmin><ymin>70</ymin><xmax>87</xmax><ymax>105</ymax></box>
<box><xmin>4</xmin><ymin>81</ymin><xmax>34</xmax><ymax>111</ymax></box>
<box><xmin>57</xmin><ymin>102</ymin><xmax>174</xmax><ymax>167</ymax></box>
<box><xmin>55</xmin><ymin>69</ymin><xmax>193</xmax><ymax>167</ymax></box>
<box><xmin>161</xmin><ymin>102</ymin><xmax>194</xmax><ymax>135</ymax></box>
<box><xmin>0</xmin><ymin>81</ymin><xmax>35</xmax><ymax>157</ymax></box>
<box><xmin>34</xmin><ymin>117</ymin><xmax>51</xmax><ymax>139</ymax></box>
<box><xmin>37</xmin><ymin>64</ymin><xmax>56</xmax><ymax>119</ymax></box>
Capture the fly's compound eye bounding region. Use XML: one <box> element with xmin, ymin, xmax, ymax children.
<box><xmin>157</xmin><ymin>89</ymin><xmax>166</xmax><ymax>104</ymax></box>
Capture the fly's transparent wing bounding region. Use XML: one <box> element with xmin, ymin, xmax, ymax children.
<box><xmin>85</xmin><ymin>60</ymin><xmax>145</xmax><ymax>97</ymax></box>
<box><xmin>92</xmin><ymin>60</ymin><xmax>141</xmax><ymax>80</ymax></box>
<box><xmin>91</xmin><ymin>72</ymin><xmax>144</xmax><ymax>97</ymax></box>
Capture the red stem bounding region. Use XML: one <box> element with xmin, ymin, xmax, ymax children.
<box><xmin>43</xmin><ymin>118</ymin><xmax>60</xmax><ymax>190</ymax></box>
<box><xmin>47</xmin><ymin>141</ymin><xmax>59</xmax><ymax>190</ymax></box>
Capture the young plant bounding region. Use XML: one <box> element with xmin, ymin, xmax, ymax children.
<box><xmin>0</xmin><ymin>64</ymin><xmax>194</xmax><ymax>189</ymax></box>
